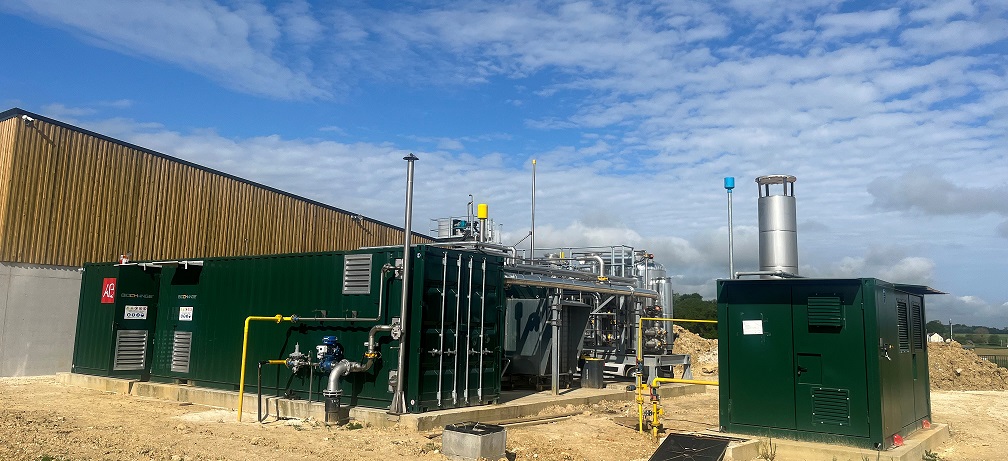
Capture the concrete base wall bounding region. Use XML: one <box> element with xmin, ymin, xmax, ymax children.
<box><xmin>0</xmin><ymin>262</ymin><xmax>81</xmax><ymax>377</ymax></box>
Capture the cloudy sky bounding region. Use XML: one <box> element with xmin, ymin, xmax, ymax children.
<box><xmin>2</xmin><ymin>0</ymin><xmax>1005</xmax><ymax>327</ymax></box>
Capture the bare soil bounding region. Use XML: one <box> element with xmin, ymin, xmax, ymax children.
<box><xmin>2</xmin><ymin>342</ymin><xmax>1005</xmax><ymax>461</ymax></box>
<box><xmin>1</xmin><ymin>377</ymin><xmax>1005</xmax><ymax>461</ymax></box>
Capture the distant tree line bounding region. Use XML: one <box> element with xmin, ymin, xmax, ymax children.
<box><xmin>926</xmin><ymin>320</ymin><xmax>1008</xmax><ymax>347</ymax></box>
<box><xmin>673</xmin><ymin>293</ymin><xmax>717</xmax><ymax>339</ymax></box>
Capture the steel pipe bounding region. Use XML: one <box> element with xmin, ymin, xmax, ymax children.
<box><xmin>504</xmin><ymin>273</ymin><xmax>659</xmax><ymax>299</ymax></box>
<box><xmin>391</xmin><ymin>153</ymin><xmax>418</xmax><ymax>415</ymax></box>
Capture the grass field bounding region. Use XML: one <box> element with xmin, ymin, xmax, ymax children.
<box><xmin>974</xmin><ymin>346</ymin><xmax>1008</xmax><ymax>368</ymax></box>
<box><xmin>974</xmin><ymin>347</ymin><xmax>1008</xmax><ymax>356</ymax></box>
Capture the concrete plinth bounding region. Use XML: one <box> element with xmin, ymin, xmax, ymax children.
<box><xmin>57</xmin><ymin>372</ymin><xmax>706</xmax><ymax>431</ymax></box>
<box><xmin>442</xmin><ymin>422</ymin><xmax>506</xmax><ymax>461</ymax></box>
<box><xmin>717</xmin><ymin>423</ymin><xmax>951</xmax><ymax>461</ymax></box>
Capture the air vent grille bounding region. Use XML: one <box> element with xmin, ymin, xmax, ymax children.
<box><xmin>342</xmin><ymin>254</ymin><xmax>373</xmax><ymax>295</ymax></box>
<box><xmin>812</xmin><ymin>387</ymin><xmax>850</xmax><ymax>426</ymax></box>
<box><xmin>171</xmin><ymin>331</ymin><xmax>193</xmax><ymax>373</ymax></box>
<box><xmin>808</xmin><ymin>296</ymin><xmax>843</xmax><ymax>328</ymax></box>
<box><xmin>897</xmin><ymin>300</ymin><xmax>910</xmax><ymax>352</ymax></box>
<box><xmin>113</xmin><ymin>329</ymin><xmax>148</xmax><ymax>371</ymax></box>
<box><xmin>911</xmin><ymin>300</ymin><xmax>924</xmax><ymax>350</ymax></box>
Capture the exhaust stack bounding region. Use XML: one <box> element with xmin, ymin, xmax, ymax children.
<box><xmin>756</xmin><ymin>175</ymin><xmax>798</xmax><ymax>277</ymax></box>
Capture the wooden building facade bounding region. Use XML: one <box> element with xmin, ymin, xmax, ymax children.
<box><xmin>0</xmin><ymin>108</ymin><xmax>429</xmax><ymax>267</ymax></box>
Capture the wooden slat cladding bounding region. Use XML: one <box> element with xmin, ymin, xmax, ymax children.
<box><xmin>0</xmin><ymin>117</ymin><xmax>17</xmax><ymax>248</ymax></box>
<box><xmin>0</xmin><ymin>115</ymin><xmax>429</xmax><ymax>266</ymax></box>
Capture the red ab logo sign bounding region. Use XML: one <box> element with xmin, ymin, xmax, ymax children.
<box><xmin>101</xmin><ymin>278</ymin><xmax>116</xmax><ymax>304</ymax></box>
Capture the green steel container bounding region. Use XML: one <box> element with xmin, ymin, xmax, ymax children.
<box><xmin>73</xmin><ymin>264</ymin><xmax>161</xmax><ymax>378</ymax></box>
<box><xmin>717</xmin><ymin>278</ymin><xmax>934</xmax><ymax>449</ymax></box>
<box><xmin>73</xmin><ymin>245</ymin><xmax>505</xmax><ymax>413</ymax></box>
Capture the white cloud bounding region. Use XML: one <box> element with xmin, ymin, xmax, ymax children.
<box><xmin>868</xmin><ymin>170</ymin><xmax>1008</xmax><ymax>217</ymax></box>
<box><xmin>929</xmin><ymin>295</ymin><xmax>1008</xmax><ymax>328</ymax></box>
<box><xmin>3</xmin><ymin>0</ymin><xmax>328</xmax><ymax>99</ymax></box>
<box><xmin>11</xmin><ymin>0</ymin><xmax>1008</xmax><ymax>324</ymax></box>
<box><xmin>815</xmin><ymin>8</ymin><xmax>900</xmax><ymax>40</ymax></box>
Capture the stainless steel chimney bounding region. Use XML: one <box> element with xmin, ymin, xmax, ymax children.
<box><xmin>756</xmin><ymin>175</ymin><xmax>798</xmax><ymax>277</ymax></box>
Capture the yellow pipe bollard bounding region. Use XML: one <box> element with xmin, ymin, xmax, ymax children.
<box><xmin>237</xmin><ymin>315</ymin><xmax>292</xmax><ymax>422</ymax></box>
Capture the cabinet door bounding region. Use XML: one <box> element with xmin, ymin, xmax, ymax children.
<box><xmin>792</xmin><ymin>283</ymin><xmax>869</xmax><ymax>437</ymax></box>
<box><xmin>727</xmin><ymin>297</ymin><xmax>796</xmax><ymax>429</ymax></box>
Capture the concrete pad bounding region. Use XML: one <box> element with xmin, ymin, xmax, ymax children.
<box><xmin>57</xmin><ymin>372</ymin><xmax>135</xmax><ymax>394</ymax></box>
<box><xmin>718</xmin><ymin>423</ymin><xmax>950</xmax><ymax>461</ymax></box>
<box><xmin>60</xmin><ymin>373</ymin><xmax>707</xmax><ymax>432</ymax></box>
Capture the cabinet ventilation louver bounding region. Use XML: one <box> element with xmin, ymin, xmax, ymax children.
<box><xmin>113</xmin><ymin>329</ymin><xmax>148</xmax><ymax>371</ymax></box>
<box><xmin>897</xmin><ymin>300</ymin><xmax>910</xmax><ymax>352</ymax></box>
<box><xmin>911</xmin><ymin>300</ymin><xmax>924</xmax><ymax>350</ymax></box>
<box><xmin>812</xmin><ymin>388</ymin><xmax>851</xmax><ymax>426</ymax></box>
<box><xmin>807</xmin><ymin>296</ymin><xmax>843</xmax><ymax>328</ymax></box>
<box><xmin>171</xmin><ymin>331</ymin><xmax>193</xmax><ymax>373</ymax></box>
<box><xmin>342</xmin><ymin>254</ymin><xmax>373</xmax><ymax>295</ymax></box>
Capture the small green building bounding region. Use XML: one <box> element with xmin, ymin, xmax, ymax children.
<box><xmin>717</xmin><ymin>278</ymin><xmax>940</xmax><ymax>449</ymax></box>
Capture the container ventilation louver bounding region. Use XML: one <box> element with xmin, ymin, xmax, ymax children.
<box><xmin>113</xmin><ymin>330</ymin><xmax>148</xmax><ymax>370</ymax></box>
<box><xmin>342</xmin><ymin>254</ymin><xmax>373</xmax><ymax>294</ymax></box>
<box><xmin>171</xmin><ymin>331</ymin><xmax>193</xmax><ymax>373</ymax></box>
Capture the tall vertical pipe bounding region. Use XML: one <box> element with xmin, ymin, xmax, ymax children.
<box><xmin>530</xmin><ymin>159</ymin><xmax>536</xmax><ymax>260</ymax></box>
<box><xmin>391</xmin><ymin>153</ymin><xmax>418</xmax><ymax>415</ymax></box>
<box><xmin>437</xmin><ymin>252</ymin><xmax>447</xmax><ymax>407</ymax></box>
<box><xmin>725</xmin><ymin>177</ymin><xmax>735</xmax><ymax>279</ymax></box>
<box><xmin>551</xmin><ymin>290</ymin><xmax>561</xmax><ymax>395</ymax></box>
<box><xmin>464</xmin><ymin>256</ymin><xmax>474</xmax><ymax>403</ymax></box>
<box><xmin>477</xmin><ymin>258</ymin><xmax>487</xmax><ymax>403</ymax></box>
<box><xmin>452</xmin><ymin>254</ymin><xmax>462</xmax><ymax>404</ymax></box>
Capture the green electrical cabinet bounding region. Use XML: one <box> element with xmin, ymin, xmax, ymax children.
<box><xmin>73</xmin><ymin>263</ymin><xmax>161</xmax><ymax>379</ymax></box>
<box><xmin>73</xmin><ymin>246</ymin><xmax>505</xmax><ymax>413</ymax></box>
<box><xmin>717</xmin><ymin>278</ymin><xmax>938</xmax><ymax>449</ymax></box>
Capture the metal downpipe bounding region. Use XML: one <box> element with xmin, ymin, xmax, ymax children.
<box><xmin>391</xmin><ymin>153</ymin><xmax>418</xmax><ymax>415</ymax></box>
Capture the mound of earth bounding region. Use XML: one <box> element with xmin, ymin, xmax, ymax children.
<box><xmin>927</xmin><ymin>340</ymin><xmax>1008</xmax><ymax>391</ymax></box>
<box><xmin>670</xmin><ymin>325</ymin><xmax>718</xmax><ymax>378</ymax></box>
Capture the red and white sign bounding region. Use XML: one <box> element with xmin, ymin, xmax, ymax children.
<box><xmin>101</xmin><ymin>278</ymin><xmax>117</xmax><ymax>304</ymax></box>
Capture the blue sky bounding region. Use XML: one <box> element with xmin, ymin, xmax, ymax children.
<box><xmin>2</xmin><ymin>0</ymin><xmax>1006</xmax><ymax>327</ymax></box>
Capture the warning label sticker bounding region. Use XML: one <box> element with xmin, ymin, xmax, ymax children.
<box><xmin>742</xmin><ymin>319</ymin><xmax>763</xmax><ymax>335</ymax></box>
<box><xmin>179</xmin><ymin>306</ymin><xmax>194</xmax><ymax>321</ymax></box>
<box><xmin>124</xmin><ymin>305</ymin><xmax>148</xmax><ymax>320</ymax></box>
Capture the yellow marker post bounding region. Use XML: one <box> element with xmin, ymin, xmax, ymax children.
<box><xmin>237</xmin><ymin>314</ymin><xmax>292</xmax><ymax>422</ymax></box>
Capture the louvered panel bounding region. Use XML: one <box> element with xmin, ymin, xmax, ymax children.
<box><xmin>343</xmin><ymin>254</ymin><xmax>373</xmax><ymax>294</ymax></box>
<box><xmin>897</xmin><ymin>300</ymin><xmax>910</xmax><ymax>353</ymax></box>
<box><xmin>171</xmin><ymin>331</ymin><xmax>194</xmax><ymax>373</ymax></box>
<box><xmin>911</xmin><ymin>300</ymin><xmax>925</xmax><ymax>350</ymax></box>
<box><xmin>113</xmin><ymin>329</ymin><xmax>148</xmax><ymax>371</ymax></box>
<box><xmin>807</xmin><ymin>296</ymin><xmax>843</xmax><ymax>328</ymax></box>
<box><xmin>812</xmin><ymin>388</ymin><xmax>850</xmax><ymax>426</ymax></box>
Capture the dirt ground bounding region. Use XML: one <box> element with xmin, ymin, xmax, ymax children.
<box><xmin>0</xmin><ymin>376</ymin><xmax>1005</xmax><ymax>461</ymax></box>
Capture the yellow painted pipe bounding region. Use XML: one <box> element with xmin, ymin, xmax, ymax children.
<box><xmin>237</xmin><ymin>315</ymin><xmax>292</xmax><ymax>422</ymax></box>
<box><xmin>650</xmin><ymin>377</ymin><xmax>719</xmax><ymax>387</ymax></box>
<box><xmin>636</xmin><ymin>316</ymin><xmax>718</xmax><ymax>433</ymax></box>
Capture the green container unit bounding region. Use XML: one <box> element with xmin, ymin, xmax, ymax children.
<box><xmin>717</xmin><ymin>278</ymin><xmax>934</xmax><ymax>449</ymax></box>
<box><xmin>73</xmin><ymin>263</ymin><xmax>161</xmax><ymax>379</ymax></box>
<box><xmin>73</xmin><ymin>246</ymin><xmax>505</xmax><ymax>413</ymax></box>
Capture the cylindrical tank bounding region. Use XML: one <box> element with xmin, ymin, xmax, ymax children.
<box><xmin>636</xmin><ymin>261</ymin><xmax>675</xmax><ymax>350</ymax></box>
<box><xmin>756</xmin><ymin>175</ymin><xmax>798</xmax><ymax>276</ymax></box>
<box><xmin>652</xmin><ymin>276</ymin><xmax>675</xmax><ymax>349</ymax></box>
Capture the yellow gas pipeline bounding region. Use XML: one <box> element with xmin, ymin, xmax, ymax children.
<box><xmin>237</xmin><ymin>315</ymin><xmax>292</xmax><ymax>422</ymax></box>
<box><xmin>635</xmin><ymin>317</ymin><xmax>718</xmax><ymax>434</ymax></box>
